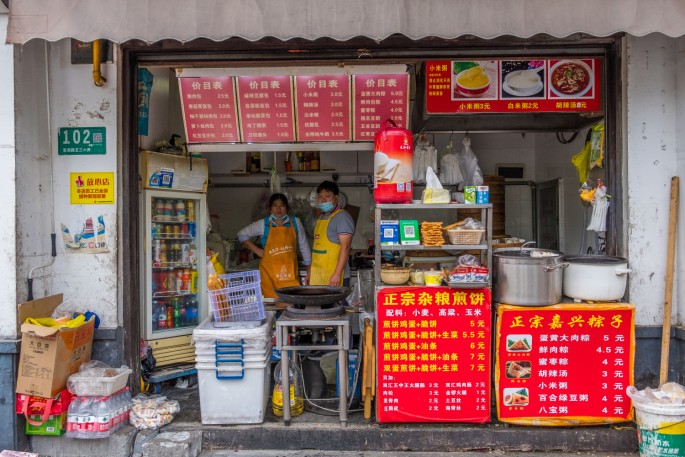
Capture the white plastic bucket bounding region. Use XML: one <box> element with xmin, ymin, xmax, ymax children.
<box><xmin>632</xmin><ymin>400</ymin><xmax>685</xmax><ymax>457</ymax></box>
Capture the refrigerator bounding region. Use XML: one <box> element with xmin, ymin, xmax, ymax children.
<box><xmin>141</xmin><ymin>189</ymin><xmax>207</xmax><ymax>340</ymax></box>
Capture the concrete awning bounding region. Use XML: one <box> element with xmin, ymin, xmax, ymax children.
<box><xmin>6</xmin><ymin>0</ymin><xmax>685</xmax><ymax>45</ymax></box>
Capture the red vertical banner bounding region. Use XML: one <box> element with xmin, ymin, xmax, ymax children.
<box><xmin>353</xmin><ymin>74</ymin><xmax>409</xmax><ymax>141</ymax></box>
<box><xmin>236</xmin><ymin>76</ymin><xmax>295</xmax><ymax>142</ymax></box>
<box><xmin>376</xmin><ymin>286</ymin><xmax>492</xmax><ymax>423</ymax></box>
<box><xmin>294</xmin><ymin>75</ymin><xmax>351</xmax><ymax>141</ymax></box>
<box><xmin>179</xmin><ymin>76</ymin><xmax>240</xmax><ymax>143</ymax></box>
<box><xmin>496</xmin><ymin>304</ymin><xmax>635</xmax><ymax>426</ymax></box>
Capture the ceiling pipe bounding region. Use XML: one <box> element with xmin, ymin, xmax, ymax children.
<box><xmin>92</xmin><ymin>39</ymin><xmax>106</xmax><ymax>86</ymax></box>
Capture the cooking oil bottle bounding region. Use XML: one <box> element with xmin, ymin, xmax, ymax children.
<box><xmin>272</xmin><ymin>357</ymin><xmax>304</xmax><ymax>417</ymax></box>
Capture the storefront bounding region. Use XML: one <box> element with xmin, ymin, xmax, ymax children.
<box><xmin>3</xmin><ymin>0</ymin><xmax>685</xmax><ymax>451</ymax></box>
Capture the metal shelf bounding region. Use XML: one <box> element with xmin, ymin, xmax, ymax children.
<box><xmin>188</xmin><ymin>142</ymin><xmax>374</xmax><ymax>153</ymax></box>
<box><xmin>377</xmin><ymin>244</ymin><xmax>488</xmax><ymax>251</ymax></box>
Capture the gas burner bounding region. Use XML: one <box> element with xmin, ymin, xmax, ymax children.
<box><xmin>283</xmin><ymin>302</ymin><xmax>346</xmax><ymax>319</ymax></box>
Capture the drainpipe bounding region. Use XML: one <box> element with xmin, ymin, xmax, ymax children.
<box><xmin>28</xmin><ymin>42</ymin><xmax>58</xmax><ymax>300</ymax></box>
<box><xmin>92</xmin><ymin>39</ymin><xmax>106</xmax><ymax>86</ymax></box>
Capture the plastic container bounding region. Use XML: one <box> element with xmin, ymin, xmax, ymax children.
<box><xmin>67</xmin><ymin>368</ymin><xmax>132</xmax><ymax>396</ymax></box>
<box><xmin>424</xmin><ymin>271</ymin><xmax>443</xmax><ymax>286</ymax></box>
<box><xmin>373</xmin><ymin>119</ymin><xmax>413</xmax><ymax>203</ymax></box>
<box><xmin>628</xmin><ymin>386</ymin><xmax>685</xmax><ymax>457</ymax></box>
<box><xmin>209</xmin><ymin>270</ymin><xmax>266</xmax><ymax>323</ymax></box>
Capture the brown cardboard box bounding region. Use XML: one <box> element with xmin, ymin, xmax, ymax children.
<box><xmin>140</xmin><ymin>150</ymin><xmax>208</xmax><ymax>193</ymax></box>
<box><xmin>16</xmin><ymin>294</ymin><xmax>95</xmax><ymax>398</ymax></box>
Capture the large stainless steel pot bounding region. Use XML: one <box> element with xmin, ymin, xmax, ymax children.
<box><xmin>563</xmin><ymin>255</ymin><xmax>631</xmax><ymax>301</ymax></box>
<box><xmin>493</xmin><ymin>248</ymin><xmax>567</xmax><ymax>306</ymax></box>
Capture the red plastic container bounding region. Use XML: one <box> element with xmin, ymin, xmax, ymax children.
<box><xmin>373</xmin><ymin>119</ymin><xmax>413</xmax><ymax>203</ymax></box>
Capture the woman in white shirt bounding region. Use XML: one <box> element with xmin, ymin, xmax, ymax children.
<box><xmin>237</xmin><ymin>193</ymin><xmax>311</xmax><ymax>298</ymax></box>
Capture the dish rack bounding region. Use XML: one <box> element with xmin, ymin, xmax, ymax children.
<box><xmin>446</xmin><ymin>229</ymin><xmax>485</xmax><ymax>245</ymax></box>
<box><xmin>209</xmin><ymin>270</ymin><xmax>266</xmax><ymax>323</ymax></box>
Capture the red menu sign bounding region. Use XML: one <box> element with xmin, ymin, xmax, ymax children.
<box><xmin>236</xmin><ymin>76</ymin><xmax>295</xmax><ymax>142</ymax></box>
<box><xmin>353</xmin><ymin>74</ymin><xmax>409</xmax><ymax>141</ymax></box>
<box><xmin>376</xmin><ymin>286</ymin><xmax>491</xmax><ymax>423</ymax></box>
<box><xmin>294</xmin><ymin>75</ymin><xmax>351</xmax><ymax>141</ymax></box>
<box><xmin>179</xmin><ymin>77</ymin><xmax>240</xmax><ymax>143</ymax></box>
<box><xmin>496</xmin><ymin>304</ymin><xmax>635</xmax><ymax>426</ymax></box>
<box><xmin>426</xmin><ymin>58</ymin><xmax>602</xmax><ymax>114</ymax></box>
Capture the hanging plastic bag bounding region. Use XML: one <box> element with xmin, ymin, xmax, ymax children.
<box><xmin>587</xmin><ymin>180</ymin><xmax>610</xmax><ymax>232</ymax></box>
<box><xmin>589</xmin><ymin>122</ymin><xmax>605</xmax><ymax>169</ymax></box>
<box><xmin>457</xmin><ymin>137</ymin><xmax>483</xmax><ymax>186</ymax></box>
<box><xmin>571</xmin><ymin>130</ymin><xmax>592</xmax><ymax>184</ymax></box>
<box><xmin>421</xmin><ymin>167</ymin><xmax>450</xmax><ymax>203</ymax></box>
<box><xmin>413</xmin><ymin>135</ymin><xmax>438</xmax><ymax>184</ymax></box>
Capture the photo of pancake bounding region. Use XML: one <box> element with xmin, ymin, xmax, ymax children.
<box><xmin>506</xmin><ymin>334</ymin><xmax>532</xmax><ymax>352</ymax></box>
<box><xmin>503</xmin><ymin>387</ymin><xmax>530</xmax><ymax>407</ymax></box>
<box><xmin>505</xmin><ymin>360</ymin><xmax>532</xmax><ymax>379</ymax></box>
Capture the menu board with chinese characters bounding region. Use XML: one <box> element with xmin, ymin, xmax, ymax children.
<box><xmin>294</xmin><ymin>75</ymin><xmax>351</xmax><ymax>141</ymax></box>
<box><xmin>236</xmin><ymin>76</ymin><xmax>295</xmax><ymax>142</ymax></box>
<box><xmin>179</xmin><ymin>76</ymin><xmax>240</xmax><ymax>143</ymax></box>
<box><xmin>376</xmin><ymin>286</ymin><xmax>491</xmax><ymax>423</ymax></box>
<box><xmin>426</xmin><ymin>58</ymin><xmax>602</xmax><ymax>114</ymax></box>
<box><xmin>353</xmin><ymin>74</ymin><xmax>410</xmax><ymax>141</ymax></box>
<box><xmin>496</xmin><ymin>303</ymin><xmax>634</xmax><ymax>426</ymax></box>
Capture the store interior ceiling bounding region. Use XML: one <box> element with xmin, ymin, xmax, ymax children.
<box><xmin>139</xmin><ymin>60</ymin><xmax>608</xmax><ymax>266</ymax></box>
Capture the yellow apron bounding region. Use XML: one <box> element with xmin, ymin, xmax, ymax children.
<box><xmin>259</xmin><ymin>223</ymin><xmax>300</xmax><ymax>298</ymax></box>
<box><xmin>310</xmin><ymin>208</ymin><xmax>343</xmax><ymax>286</ymax></box>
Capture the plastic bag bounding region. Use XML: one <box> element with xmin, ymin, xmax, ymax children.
<box><xmin>412</xmin><ymin>135</ymin><xmax>438</xmax><ymax>184</ymax></box>
<box><xmin>457</xmin><ymin>137</ymin><xmax>484</xmax><ymax>186</ymax></box>
<box><xmin>571</xmin><ymin>131</ymin><xmax>592</xmax><ymax>184</ymax></box>
<box><xmin>589</xmin><ymin>122</ymin><xmax>605</xmax><ymax>169</ymax></box>
<box><xmin>129</xmin><ymin>394</ymin><xmax>181</xmax><ymax>430</ymax></box>
<box><xmin>421</xmin><ymin>167</ymin><xmax>450</xmax><ymax>203</ymax></box>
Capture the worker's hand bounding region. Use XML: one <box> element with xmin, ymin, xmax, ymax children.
<box><xmin>255</xmin><ymin>248</ymin><xmax>264</xmax><ymax>258</ymax></box>
<box><xmin>303</xmin><ymin>272</ymin><xmax>310</xmax><ymax>285</ymax></box>
<box><xmin>329</xmin><ymin>271</ymin><xmax>343</xmax><ymax>287</ymax></box>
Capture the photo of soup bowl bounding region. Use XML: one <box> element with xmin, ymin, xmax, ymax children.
<box><xmin>549</xmin><ymin>59</ymin><xmax>593</xmax><ymax>98</ymax></box>
<box><xmin>454</xmin><ymin>66</ymin><xmax>491</xmax><ymax>98</ymax></box>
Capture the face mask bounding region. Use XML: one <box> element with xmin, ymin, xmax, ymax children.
<box><xmin>319</xmin><ymin>202</ymin><xmax>335</xmax><ymax>213</ymax></box>
<box><xmin>271</xmin><ymin>214</ymin><xmax>288</xmax><ymax>221</ymax></box>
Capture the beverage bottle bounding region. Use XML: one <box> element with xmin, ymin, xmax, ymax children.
<box><xmin>157</xmin><ymin>301</ymin><xmax>167</xmax><ymax>330</ymax></box>
<box><xmin>180</xmin><ymin>243</ymin><xmax>190</xmax><ymax>265</ymax></box>
<box><xmin>109</xmin><ymin>392</ymin><xmax>120</xmax><ymax>431</ymax></box>
<box><xmin>174</xmin><ymin>269</ymin><xmax>183</xmax><ymax>292</ymax></box>
<box><xmin>187</xmin><ymin>200</ymin><xmax>195</xmax><ymax>221</ymax></box>
<box><xmin>272</xmin><ymin>358</ymin><xmax>304</xmax><ymax>417</ymax></box>
<box><xmin>163</xmin><ymin>200</ymin><xmax>173</xmax><ymax>221</ymax></box>
<box><xmin>182</xmin><ymin>268</ymin><xmax>191</xmax><ymax>292</ymax></box>
<box><xmin>166</xmin><ymin>303</ymin><xmax>174</xmax><ymax>328</ymax></box>
<box><xmin>66</xmin><ymin>396</ymin><xmax>79</xmax><ymax>436</ymax></box>
<box><xmin>190</xmin><ymin>268</ymin><xmax>198</xmax><ymax>294</ymax></box>
<box><xmin>122</xmin><ymin>388</ymin><xmax>132</xmax><ymax>422</ymax></box>
<box><xmin>152</xmin><ymin>240</ymin><xmax>162</xmax><ymax>267</ymax></box>
<box><xmin>173</xmin><ymin>298</ymin><xmax>181</xmax><ymax>328</ymax></box>
<box><xmin>79</xmin><ymin>397</ymin><xmax>93</xmax><ymax>438</ymax></box>
<box><xmin>175</xmin><ymin>199</ymin><xmax>186</xmax><ymax>221</ymax></box>
<box><xmin>311</xmin><ymin>151</ymin><xmax>320</xmax><ymax>171</ymax></box>
<box><xmin>152</xmin><ymin>300</ymin><xmax>160</xmax><ymax>331</ymax></box>
<box><xmin>96</xmin><ymin>396</ymin><xmax>111</xmax><ymax>437</ymax></box>
<box><xmin>159</xmin><ymin>241</ymin><xmax>168</xmax><ymax>265</ymax></box>
<box><xmin>180</xmin><ymin>300</ymin><xmax>187</xmax><ymax>326</ymax></box>
<box><xmin>154</xmin><ymin>199</ymin><xmax>165</xmax><ymax>220</ymax></box>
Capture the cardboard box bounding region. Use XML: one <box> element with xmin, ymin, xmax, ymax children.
<box><xmin>140</xmin><ymin>150</ymin><xmax>208</xmax><ymax>193</ymax></box>
<box><xmin>477</xmin><ymin>186</ymin><xmax>490</xmax><ymax>204</ymax></box>
<box><xmin>464</xmin><ymin>186</ymin><xmax>477</xmax><ymax>204</ymax></box>
<box><xmin>16</xmin><ymin>294</ymin><xmax>95</xmax><ymax>398</ymax></box>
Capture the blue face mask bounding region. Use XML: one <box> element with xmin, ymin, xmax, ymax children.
<box><xmin>270</xmin><ymin>214</ymin><xmax>288</xmax><ymax>221</ymax></box>
<box><xmin>318</xmin><ymin>202</ymin><xmax>335</xmax><ymax>213</ymax></box>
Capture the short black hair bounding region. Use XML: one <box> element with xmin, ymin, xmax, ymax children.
<box><xmin>269</xmin><ymin>193</ymin><xmax>290</xmax><ymax>211</ymax></box>
<box><xmin>316</xmin><ymin>180</ymin><xmax>339</xmax><ymax>195</ymax></box>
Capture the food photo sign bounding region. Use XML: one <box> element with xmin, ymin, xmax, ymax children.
<box><xmin>376</xmin><ymin>286</ymin><xmax>492</xmax><ymax>423</ymax></box>
<box><xmin>495</xmin><ymin>303</ymin><xmax>634</xmax><ymax>426</ymax></box>
<box><xmin>426</xmin><ymin>58</ymin><xmax>602</xmax><ymax>114</ymax></box>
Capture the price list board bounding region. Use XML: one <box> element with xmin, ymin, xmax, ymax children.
<box><xmin>496</xmin><ymin>303</ymin><xmax>635</xmax><ymax>426</ymax></box>
<box><xmin>376</xmin><ymin>286</ymin><xmax>491</xmax><ymax>423</ymax></box>
<box><xmin>236</xmin><ymin>75</ymin><xmax>295</xmax><ymax>142</ymax></box>
<box><xmin>425</xmin><ymin>58</ymin><xmax>602</xmax><ymax>114</ymax></box>
<box><xmin>352</xmin><ymin>73</ymin><xmax>409</xmax><ymax>141</ymax></box>
<box><xmin>179</xmin><ymin>76</ymin><xmax>240</xmax><ymax>143</ymax></box>
<box><xmin>294</xmin><ymin>75</ymin><xmax>351</xmax><ymax>141</ymax></box>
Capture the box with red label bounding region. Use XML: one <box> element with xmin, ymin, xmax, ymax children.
<box><xmin>16</xmin><ymin>294</ymin><xmax>95</xmax><ymax>398</ymax></box>
<box><xmin>16</xmin><ymin>389</ymin><xmax>72</xmax><ymax>435</ymax></box>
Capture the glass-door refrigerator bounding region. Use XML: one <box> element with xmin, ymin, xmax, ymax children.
<box><xmin>141</xmin><ymin>189</ymin><xmax>207</xmax><ymax>340</ymax></box>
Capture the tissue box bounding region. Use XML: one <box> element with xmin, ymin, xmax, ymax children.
<box><xmin>464</xmin><ymin>186</ymin><xmax>477</xmax><ymax>204</ymax></box>
<box><xmin>380</xmin><ymin>220</ymin><xmax>400</xmax><ymax>245</ymax></box>
<box><xmin>477</xmin><ymin>186</ymin><xmax>489</xmax><ymax>204</ymax></box>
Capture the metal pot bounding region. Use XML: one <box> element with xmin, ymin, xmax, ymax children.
<box><xmin>493</xmin><ymin>248</ymin><xmax>567</xmax><ymax>306</ymax></box>
<box><xmin>563</xmin><ymin>255</ymin><xmax>631</xmax><ymax>301</ymax></box>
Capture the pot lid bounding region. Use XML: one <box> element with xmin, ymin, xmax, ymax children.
<box><xmin>564</xmin><ymin>255</ymin><xmax>627</xmax><ymax>265</ymax></box>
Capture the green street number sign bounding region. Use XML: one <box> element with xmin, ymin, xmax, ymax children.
<box><xmin>58</xmin><ymin>127</ymin><xmax>106</xmax><ymax>155</ymax></box>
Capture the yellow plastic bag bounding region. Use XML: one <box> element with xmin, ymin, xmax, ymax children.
<box><xmin>571</xmin><ymin>141</ymin><xmax>591</xmax><ymax>184</ymax></box>
<box><xmin>210</xmin><ymin>253</ymin><xmax>225</xmax><ymax>275</ymax></box>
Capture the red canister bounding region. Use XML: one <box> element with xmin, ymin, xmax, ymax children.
<box><xmin>373</xmin><ymin>119</ymin><xmax>413</xmax><ymax>203</ymax></box>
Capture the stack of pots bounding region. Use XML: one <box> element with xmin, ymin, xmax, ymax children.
<box><xmin>493</xmin><ymin>246</ymin><xmax>631</xmax><ymax>306</ymax></box>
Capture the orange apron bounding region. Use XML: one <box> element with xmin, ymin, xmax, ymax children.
<box><xmin>259</xmin><ymin>223</ymin><xmax>300</xmax><ymax>298</ymax></box>
<box><xmin>310</xmin><ymin>208</ymin><xmax>343</xmax><ymax>286</ymax></box>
